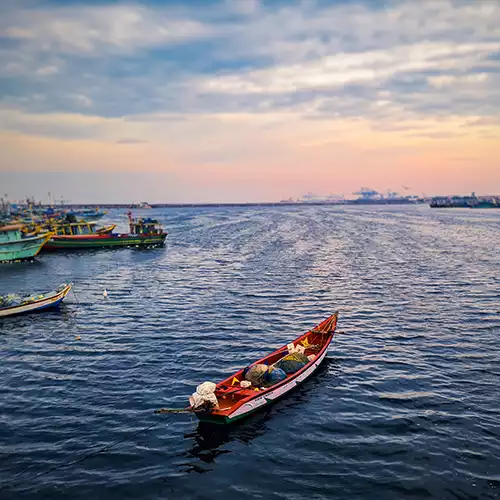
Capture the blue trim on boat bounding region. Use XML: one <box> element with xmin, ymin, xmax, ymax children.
<box><xmin>32</xmin><ymin>297</ymin><xmax>65</xmax><ymax>312</ymax></box>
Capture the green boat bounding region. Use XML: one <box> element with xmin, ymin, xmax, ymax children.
<box><xmin>0</xmin><ymin>224</ymin><xmax>52</xmax><ymax>263</ymax></box>
<box><xmin>41</xmin><ymin>213</ymin><xmax>167</xmax><ymax>251</ymax></box>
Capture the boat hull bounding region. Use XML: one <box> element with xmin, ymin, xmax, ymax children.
<box><xmin>42</xmin><ymin>233</ymin><xmax>167</xmax><ymax>250</ymax></box>
<box><xmin>0</xmin><ymin>233</ymin><xmax>51</xmax><ymax>262</ymax></box>
<box><xmin>0</xmin><ymin>284</ymin><xmax>72</xmax><ymax>318</ymax></box>
<box><xmin>196</xmin><ymin>346</ymin><xmax>329</xmax><ymax>424</ymax></box>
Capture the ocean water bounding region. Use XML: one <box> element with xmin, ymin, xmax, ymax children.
<box><xmin>1</xmin><ymin>205</ymin><xmax>499</xmax><ymax>500</ymax></box>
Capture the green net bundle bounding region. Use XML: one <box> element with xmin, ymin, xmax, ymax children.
<box><xmin>274</xmin><ymin>352</ymin><xmax>310</xmax><ymax>374</ymax></box>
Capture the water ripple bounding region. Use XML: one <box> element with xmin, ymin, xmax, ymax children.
<box><xmin>1</xmin><ymin>205</ymin><xmax>499</xmax><ymax>499</ymax></box>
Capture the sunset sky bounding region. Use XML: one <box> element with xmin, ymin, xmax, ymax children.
<box><xmin>1</xmin><ymin>0</ymin><xmax>499</xmax><ymax>203</ymax></box>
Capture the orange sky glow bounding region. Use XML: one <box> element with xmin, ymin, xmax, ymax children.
<box><xmin>1</xmin><ymin>0</ymin><xmax>499</xmax><ymax>203</ymax></box>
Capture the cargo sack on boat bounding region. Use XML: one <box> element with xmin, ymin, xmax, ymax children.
<box><xmin>189</xmin><ymin>392</ymin><xmax>218</xmax><ymax>410</ymax></box>
<box><xmin>263</xmin><ymin>367</ymin><xmax>287</xmax><ymax>387</ymax></box>
<box><xmin>196</xmin><ymin>382</ymin><xmax>216</xmax><ymax>395</ymax></box>
<box><xmin>287</xmin><ymin>343</ymin><xmax>306</xmax><ymax>355</ymax></box>
<box><xmin>275</xmin><ymin>352</ymin><xmax>309</xmax><ymax>374</ymax></box>
<box><xmin>189</xmin><ymin>381</ymin><xmax>219</xmax><ymax>410</ymax></box>
<box><xmin>244</xmin><ymin>364</ymin><xmax>269</xmax><ymax>387</ymax></box>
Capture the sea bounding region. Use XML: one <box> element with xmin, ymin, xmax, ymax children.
<box><xmin>1</xmin><ymin>205</ymin><xmax>499</xmax><ymax>500</ymax></box>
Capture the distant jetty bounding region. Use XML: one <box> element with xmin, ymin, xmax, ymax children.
<box><xmin>3</xmin><ymin>200</ymin><xmax>424</xmax><ymax>212</ymax></box>
<box><xmin>3</xmin><ymin>190</ymin><xmax>498</xmax><ymax>214</ymax></box>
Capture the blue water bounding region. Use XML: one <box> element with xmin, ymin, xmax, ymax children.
<box><xmin>1</xmin><ymin>205</ymin><xmax>499</xmax><ymax>499</ymax></box>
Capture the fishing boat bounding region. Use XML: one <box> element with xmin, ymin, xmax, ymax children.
<box><xmin>0</xmin><ymin>224</ymin><xmax>52</xmax><ymax>263</ymax></box>
<box><xmin>68</xmin><ymin>208</ymin><xmax>108</xmax><ymax>220</ymax></box>
<box><xmin>42</xmin><ymin>212</ymin><xmax>167</xmax><ymax>250</ymax></box>
<box><xmin>0</xmin><ymin>283</ymin><xmax>72</xmax><ymax>317</ymax></box>
<box><xmin>167</xmin><ymin>313</ymin><xmax>338</xmax><ymax>425</ymax></box>
<box><xmin>42</xmin><ymin>218</ymin><xmax>116</xmax><ymax>236</ymax></box>
<box><xmin>129</xmin><ymin>201</ymin><xmax>152</xmax><ymax>209</ymax></box>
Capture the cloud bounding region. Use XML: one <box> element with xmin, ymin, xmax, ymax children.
<box><xmin>214</xmin><ymin>0</ymin><xmax>500</xmax><ymax>65</ymax></box>
<box><xmin>428</xmin><ymin>73</ymin><xmax>489</xmax><ymax>88</ymax></box>
<box><xmin>464</xmin><ymin>116</ymin><xmax>500</xmax><ymax>127</ymax></box>
<box><xmin>199</xmin><ymin>42</ymin><xmax>500</xmax><ymax>95</ymax></box>
<box><xmin>116</xmin><ymin>138</ymin><xmax>148</xmax><ymax>144</ymax></box>
<box><xmin>0</xmin><ymin>4</ymin><xmax>213</xmax><ymax>55</ymax></box>
<box><xmin>4</xmin><ymin>27</ymin><xmax>33</xmax><ymax>39</ymax></box>
<box><xmin>71</xmin><ymin>94</ymin><xmax>93</xmax><ymax>108</ymax></box>
<box><xmin>0</xmin><ymin>0</ymin><xmax>500</xmax><ymax>203</ymax></box>
<box><xmin>224</xmin><ymin>0</ymin><xmax>260</xmax><ymax>16</ymax></box>
<box><xmin>35</xmin><ymin>65</ymin><xmax>59</xmax><ymax>76</ymax></box>
<box><xmin>0</xmin><ymin>107</ymin><xmax>115</xmax><ymax>141</ymax></box>
<box><xmin>2</xmin><ymin>103</ymin><xmax>499</xmax><ymax>203</ymax></box>
<box><xmin>1</xmin><ymin>0</ymin><xmax>499</xmax><ymax>124</ymax></box>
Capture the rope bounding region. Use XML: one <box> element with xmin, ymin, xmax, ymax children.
<box><xmin>0</xmin><ymin>418</ymin><xmax>165</xmax><ymax>491</ymax></box>
<box><xmin>67</xmin><ymin>285</ymin><xmax>85</xmax><ymax>337</ymax></box>
<box><xmin>71</xmin><ymin>285</ymin><xmax>82</xmax><ymax>309</ymax></box>
<box><xmin>154</xmin><ymin>407</ymin><xmax>197</xmax><ymax>414</ymax></box>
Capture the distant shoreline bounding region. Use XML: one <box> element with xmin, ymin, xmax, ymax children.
<box><xmin>33</xmin><ymin>200</ymin><xmax>425</xmax><ymax>209</ymax></box>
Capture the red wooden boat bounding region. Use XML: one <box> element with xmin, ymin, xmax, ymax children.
<box><xmin>188</xmin><ymin>312</ymin><xmax>338</xmax><ymax>424</ymax></box>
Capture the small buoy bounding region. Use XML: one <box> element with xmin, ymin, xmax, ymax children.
<box><xmin>75</xmin><ymin>336</ymin><xmax>81</xmax><ymax>340</ymax></box>
<box><xmin>103</xmin><ymin>289</ymin><xmax>108</xmax><ymax>298</ymax></box>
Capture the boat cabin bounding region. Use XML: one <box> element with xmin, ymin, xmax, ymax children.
<box><xmin>54</xmin><ymin>221</ymin><xmax>98</xmax><ymax>236</ymax></box>
<box><xmin>0</xmin><ymin>224</ymin><xmax>23</xmax><ymax>242</ymax></box>
<box><xmin>41</xmin><ymin>216</ymin><xmax>115</xmax><ymax>236</ymax></box>
<box><xmin>126</xmin><ymin>212</ymin><xmax>164</xmax><ymax>235</ymax></box>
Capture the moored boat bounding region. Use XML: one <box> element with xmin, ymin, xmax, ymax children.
<box><xmin>42</xmin><ymin>218</ymin><xmax>116</xmax><ymax>236</ymax></box>
<box><xmin>68</xmin><ymin>208</ymin><xmax>108</xmax><ymax>220</ymax></box>
<box><xmin>180</xmin><ymin>313</ymin><xmax>339</xmax><ymax>424</ymax></box>
<box><xmin>0</xmin><ymin>224</ymin><xmax>52</xmax><ymax>263</ymax></box>
<box><xmin>0</xmin><ymin>283</ymin><xmax>72</xmax><ymax>317</ymax></box>
<box><xmin>42</xmin><ymin>213</ymin><xmax>167</xmax><ymax>251</ymax></box>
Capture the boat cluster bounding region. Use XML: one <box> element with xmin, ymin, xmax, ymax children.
<box><xmin>0</xmin><ymin>206</ymin><xmax>167</xmax><ymax>318</ymax></box>
<box><xmin>0</xmin><ymin>207</ymin><xmax>167</xmax><ymax>263</ymax></box>
<box><xmin>2</xmin><ymin>201</ymin><xmax>340</xmax><ymax>426</ymax></box>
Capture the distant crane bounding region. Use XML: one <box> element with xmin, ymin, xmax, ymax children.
<box><xmin>57</xmin><ymin>197</ymin><xmax>70</xmax><ymax>207</ymax></box>
<box><xmin>353</xmin><ymin>187</ymin><xmax>380</xmax><ymax>200</ymax></box>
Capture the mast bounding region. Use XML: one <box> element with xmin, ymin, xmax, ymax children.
<box><xmin>126</xmin><ymin>211</ymin><xmax>134</xmax><ymax>233</ymax></box>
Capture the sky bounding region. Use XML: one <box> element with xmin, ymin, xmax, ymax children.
<box><xmin>0</xmin><ymin>0</ymin><xmax>499</xmax><ymax>203</ymax></box>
